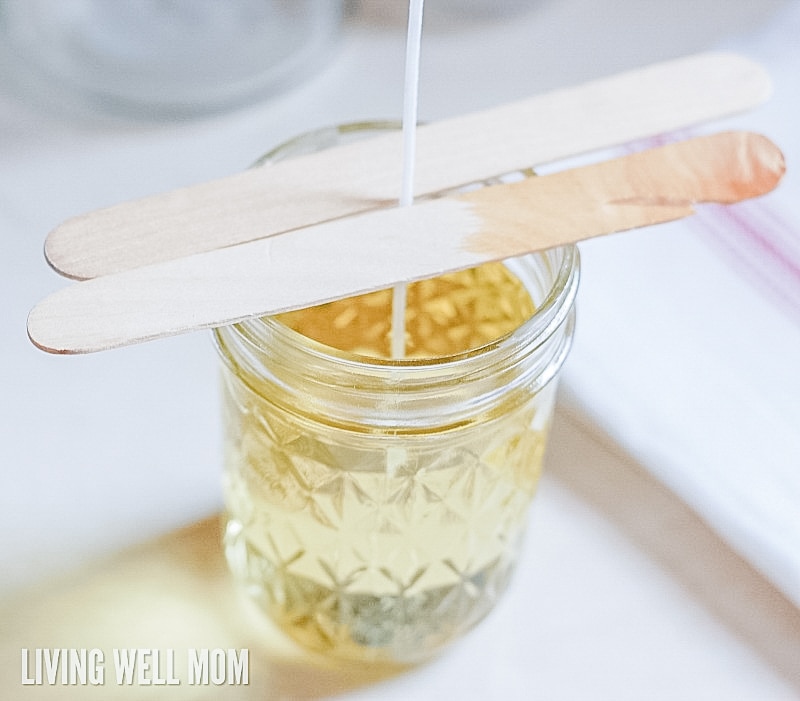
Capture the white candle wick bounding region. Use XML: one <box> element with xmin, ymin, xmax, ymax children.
<box><xmin>391</xmin><ymin>0</ymin><xmax>425</xmax><ymax>360</ymax></box>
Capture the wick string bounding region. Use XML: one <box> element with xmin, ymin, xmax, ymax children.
<box><xmin>391</xmin><ymin>0</ymin><xmax>424</xmax><ymax>360</ymax></box>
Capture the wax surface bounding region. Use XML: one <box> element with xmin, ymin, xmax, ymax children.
<box><xmin>276</xmin><ymin>261</ymin><xmax>535</xmax><ymax>358</ymax></box>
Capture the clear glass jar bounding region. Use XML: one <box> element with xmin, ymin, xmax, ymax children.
<box><xmin>213</xmin><ymin>123</ymin><xmax>580</xmax><ymax>666</ymax></box>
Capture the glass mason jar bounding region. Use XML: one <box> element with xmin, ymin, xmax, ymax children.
<box><xmin>213</xmin><ymin>123</ymin><xmax>580</xmax><ymax>666</ymax></box>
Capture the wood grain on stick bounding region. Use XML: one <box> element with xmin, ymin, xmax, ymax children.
<box><xmin>44</xmin><ymin>52</ymin><xmax>770</xmax><ymax>281</ymax></box>
<box><xmin>28</xmin><ymin>132</ymin><xmax>785</xmax><ymax>355</ymax></box>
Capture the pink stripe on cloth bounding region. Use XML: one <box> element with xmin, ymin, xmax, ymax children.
<box><xmin>620</xmin><ymin>130</ymin><xmax>800</xmax><ymax>327</ymax></box>
<box><xmin>692</xmin><ymin>201</ymin><xmax>800</xmax><ymax>327</ymax></box>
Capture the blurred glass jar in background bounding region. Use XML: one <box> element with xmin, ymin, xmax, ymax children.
<box><xmin>0</xmin><ymin>0</ymin><xmax>343</xmax><ymax>118</ymax></box>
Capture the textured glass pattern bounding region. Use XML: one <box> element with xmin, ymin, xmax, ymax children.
<box><xmin>221</xmin><ymin>372</ymin><xmax>552</xmax><ymax>664</ymax></box>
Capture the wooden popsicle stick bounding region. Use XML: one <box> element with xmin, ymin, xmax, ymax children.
<box><xmin>28</xmin><ymin>132</ymin><xmax>785</xmax><ymax>355</ymax></box>
<box><xmin>44</xmin><ymin>52</ymin><xmax>771</xmax><ymax>281</ymax></box>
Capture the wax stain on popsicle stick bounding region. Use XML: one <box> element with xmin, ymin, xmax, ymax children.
<box><xmin>27</xmin><ymin>132</ymin><xmax>785</xmax><ymax>355</ymax></box>
<box><xmin>43</xmin><ymin>51</ymin><xmax>771</xmax><ymax>281</ymax></box>
<box><xmin>465</xmin><ymin>130</ymin><xmax>785</xmax><ymax>257</ymax></box>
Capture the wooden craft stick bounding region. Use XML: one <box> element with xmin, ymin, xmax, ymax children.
<box><xmin>28</xmin><ymin>132</ymin><xmax>784</xmax><ymax>355</ymax></box>
<box><xmin>44</xmin><ymin>52</ymin><xmax>770</xmax><ymax>281</ymax></box>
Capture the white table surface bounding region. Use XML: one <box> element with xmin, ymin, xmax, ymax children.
<box><xmin>2</xmin><ymin>1</ymin><xmax>799</xmax><ymax>698</ymax></box>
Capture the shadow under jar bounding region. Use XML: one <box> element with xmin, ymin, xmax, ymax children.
<box><xmin>213</xmin><ymin>123</ymin><xmax>580</xmax><ymax>666</ymax></box>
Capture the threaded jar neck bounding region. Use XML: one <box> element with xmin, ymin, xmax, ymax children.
<box><xmin>214</xmin><ymin>247</ymin><xmax>579</xmax><ymax>433</ymax></box>
<box><xmin>215</xmin><ymin>121</ymin><xmax>579</xmax><ymax>433</ymax></box>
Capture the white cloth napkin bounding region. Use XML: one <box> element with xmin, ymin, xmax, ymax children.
<box><xmin>562</xmin><ymin>3</ymin><xmax>800</xmax><ymax>608</ymax></box>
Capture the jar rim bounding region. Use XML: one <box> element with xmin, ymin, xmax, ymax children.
<box><xmin>237</xmin><ymin>119</ymin><xmax>579</xmax><ymax>373</ymax></box>
<box><xmin>228</xmin><ymin>244</ymin><xmax>580</xmax><ymax>374</ymax></box>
